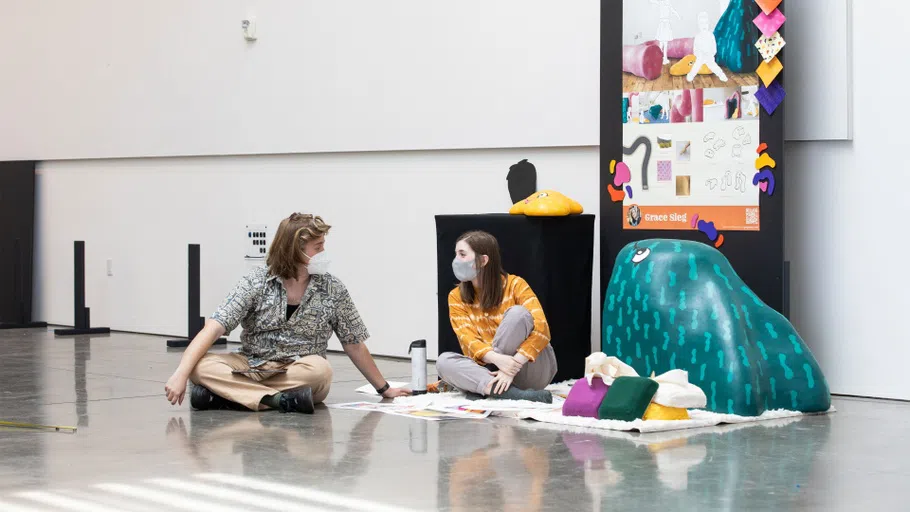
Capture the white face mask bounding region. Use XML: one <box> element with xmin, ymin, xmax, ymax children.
<box><xmin>304</xmin><ymin>251</ymin><xmax>331</xmax><ymax>275</ymax></box>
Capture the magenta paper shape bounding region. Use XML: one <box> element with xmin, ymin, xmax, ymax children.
<box><xmin>753</xmin><ymin>9</ymin><xmax>786</xmax><ymax>39</ymax></box>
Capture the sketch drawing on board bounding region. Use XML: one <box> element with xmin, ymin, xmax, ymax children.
<box><xmin>735</xmin><ymin>171</ymin><xmax>747</xmax><ymax>193</ymax></box>
<box><xmin>652</xmin><ymin>0</ymin><xmax>682</xmax><ymax>65</ymax></box>
<box><xmin>688</xmin><ymin>12</ymin><xmax>728</xmax><ymax>83</ymax></box>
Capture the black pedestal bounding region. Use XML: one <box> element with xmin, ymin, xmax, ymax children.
<box><xmin>0</xmin><ymin>162</ymin><xmax>46</xmax><ymax>329</ymax></box>
<box><xmin>167</xmin><ymin>244</ymin><xmax>226</xmax><ymax>348</ymax></box>
<box><xmin>54</xmin><ymin>241</ymin><xmax>110</xmax><ymax>336</ymax></box>
<box><xmin>435</xmin><ymin>214</ymin><xmax>595</xmax><ymax>382</ymax></box>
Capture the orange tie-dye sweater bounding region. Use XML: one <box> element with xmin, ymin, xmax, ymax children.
<box><xmin>447</xmin><ymin>274</ymin><xmax>552</xmax><ymax>363</ymax></box>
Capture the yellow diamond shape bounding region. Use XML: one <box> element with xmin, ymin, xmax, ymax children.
<box><xmin>757</xmin><ymin>57</ymin><xmax>783</xmax><ymax>88</ymax></box>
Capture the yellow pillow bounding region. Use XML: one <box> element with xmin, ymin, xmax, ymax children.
<box><xmin>642</xmin><ymin>402</ymin><xmax>690</xmax><ymax>421</ymax></box>
<box><xmin>670</xmin><ymin>55</ymin><xmax>711</xmax><ymax>76</ymax></box>
<box><xmin>509</xmin><ymin>190</ymin><xmax>584</xmax><ymax>216</ymax></box>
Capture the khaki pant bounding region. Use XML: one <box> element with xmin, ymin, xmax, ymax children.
<box><xmin>190</xmin><ymin>353</ymin><xmax>333</xmax><ymax>411</ymax></box>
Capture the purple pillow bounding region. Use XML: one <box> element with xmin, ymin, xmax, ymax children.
<box><xmin>562</xmin><ymin>377</ymin><xmax>610</xmax><ymax>418</ymax></box>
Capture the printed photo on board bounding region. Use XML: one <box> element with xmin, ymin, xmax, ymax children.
<box><xmin>622</xmin><ymin>0</ymin><xmax>762</xmax><ymax>93</ymax></box>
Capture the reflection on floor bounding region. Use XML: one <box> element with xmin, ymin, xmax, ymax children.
<box><xmin>0</xmin><ymin>328</ymin><xmax>907</xmax><ymax>511</ymax></box>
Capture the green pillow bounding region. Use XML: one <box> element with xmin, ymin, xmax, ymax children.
<box><xmin>597</xmin><ymin>376</ymin><xmax>659</xmax><ymax>421</ymax></box>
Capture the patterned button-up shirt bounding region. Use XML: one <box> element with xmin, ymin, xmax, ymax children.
<box><xmin>211</xmin><ymin>265</ymin><xmax>369</xmax><ymax>367</ymax></box>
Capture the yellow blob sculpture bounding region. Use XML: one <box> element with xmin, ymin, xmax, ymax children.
<box><xmin>509</xmin><ymin>190</ymin><xmax>584</xmax><ymax>217</ymax></box>
<box><xmin>670</xmin><ymin>55</ymin><xmax>712</xmax><ymax>76</ymax></box>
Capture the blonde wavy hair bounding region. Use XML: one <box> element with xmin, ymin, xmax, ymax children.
<box><xmin>267</xmin><ymin>213</ymin><xmax>331</xmax><ymax>279</ymax></box>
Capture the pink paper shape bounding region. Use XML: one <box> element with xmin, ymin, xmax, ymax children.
<box><xmin>759</xmin><ymin>181</ymin><xmax>768</xmax><ymax>192</ymax></box>
<box><xmin>753</xmin><ymin>9</ymin><xmax>786</xmax><ymax>39</ymax></box>
<box><xmin>614</xmin><ymin>162</ymin><xmax>632</xmax><ymax>187</ymax></box>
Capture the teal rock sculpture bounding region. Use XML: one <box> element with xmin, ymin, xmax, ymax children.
<box><xmin>602</xmin><ymin>239</ymin><xmax>830</xmax><ymax>416</ymax></box>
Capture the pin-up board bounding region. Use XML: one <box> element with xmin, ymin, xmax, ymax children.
<box><xmin>601</xmin><ymin>0</ymin><xmax>787</xmax><ymax>315</ymax></box>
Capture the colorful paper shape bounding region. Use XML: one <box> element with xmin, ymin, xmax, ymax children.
<box><xmin>610</xmin><ymin>159</ymin><xmax>616</xmax><ymax>174</ymax></box>
<box><xmin>614</xmin><ymin>161</ymin><xmax>632</xmax><ymax>187</ymax></box>
<box><xmin>755</xmin><ymin>81</ymin><xmax>786</xmax><ymax>115</ymax></box>
<box><xmin>756</xmin><ymin>153</ymin><xmax>777</xmax><ymax>170</ymax></box>
<box><xmin>753</xmin><ymin>170</ymin><xmax>776</xmax><ymax>196</ymax></box>
<box><xmin>714</xmin><ymin>234</ymin><xmax>725</xmax><ymax>248</ymax></box>
<box><xmin>755</xmin><ymin>0</ymin><xmax>783</xmax><ymax>16</ymax></box>
<box><xmin>697</xmin><ymin>220</ymin><xmax>718</xmax><ymax>242</ymax></box>
<box><xmin>608</xmin><ymin>185</ymin><xmax>625</xmax><ymax>202</ymax></box>
<box><xmin>753</xmin><ymin>9</ymin><xmax>787</xmax><ymax>38</ymax></box>
<box><xmin>756</xmin><ymin>57</ymin><xmax>783</xmax><ymax>88</ymax></box>
<box><xmin>756</xmin><ymin>142</ymin><xmax>768</xmax><ymax>154</ymax></box>
<box><xmin>509</xmin><ymin>190</ymin><xmax>583</xmax><ymax>216</ymax></box>
<box><xmin>755</xmin><ymin>32</ymin><xmax>786</xmax><ymax>63</ymax></box>
<box><xmin>625</xmin><ymin>185</ymin><xmax>633</xmax><ymax>199</ymax></box>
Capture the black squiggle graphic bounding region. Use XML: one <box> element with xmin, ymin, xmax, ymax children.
<box><xmin>623</xmin><ymin>136</ymin><xmax>652</xmax><ymax>191</ymax></box>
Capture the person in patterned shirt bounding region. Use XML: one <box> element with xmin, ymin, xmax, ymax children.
<box><xmin>436</xmin><ymin>231</ymin><xmax>557</xmax><ymax>403</ymax></box>
<box><xmin>164</xmin><ymin>213</ymin><xmax>410</xmax><ymax>414</ymax></box>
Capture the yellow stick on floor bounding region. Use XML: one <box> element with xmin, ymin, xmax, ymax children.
<box><xmin>0</xmin><ymin>420</ymin><xmax>77</xmax><ymax>433</ymax></box>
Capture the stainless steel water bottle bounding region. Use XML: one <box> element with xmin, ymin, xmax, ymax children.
<box><xmin>409</xmin><ymin>339</ymin><xmax>428</xmax><ymax>395</ymax></box>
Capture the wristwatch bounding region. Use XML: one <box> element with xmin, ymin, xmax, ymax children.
<box><xmin>376</xmin><ymin>382</ymin><xmax>390</xmax><ymax>395</ymax></box>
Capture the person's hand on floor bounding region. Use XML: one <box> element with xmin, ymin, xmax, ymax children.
<box><xmin>381</xmin><ymin>387</ymin><xmax>412</xmax><ymax>399</ymax></box>
<box><xmin>487</xmin><ymin>353</ymin><xmax>522</xmax><ymax>377</ymax></box>
<box><xmin>489</xmin><ymin>371</ymin><xmax>515</xmax><ymax>395</ymax></box>
<box><xmin>165</xmin><ymin>372</ymin><xmax>188</xmax><ymax>405</ymax></box>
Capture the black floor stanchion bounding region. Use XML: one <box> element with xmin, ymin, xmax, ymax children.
<box><xmin>0</xmin><ymin>238</ymin><xmax>47</xmax><ymax>329</ymax></box>
<box><xmin>54</xmin><ymin>241</ymin><xmax>110</xmax><ymax>336</ymax></box>
<box><xmin>167</xmin><ymin>244</ymin><xmax>227</xmax><ymax>348</ymax></box>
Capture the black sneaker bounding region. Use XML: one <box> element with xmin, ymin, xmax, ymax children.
<box><xmin>278</xmin><ymin>386</ymin><xmax>315</xmax><ymax>414</ymax></box>
<box><xmin>190</xmin><ymin>385</ymin><xmax>246</xmax><ymax>411</ymax></box>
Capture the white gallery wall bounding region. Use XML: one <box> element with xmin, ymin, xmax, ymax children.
<box><xmin>34</xmin><ymin>148</ymin><xmax>600</xmax><ymax>359</ymax></box>
<box><xmin>1</xmin><ymin>0</ymin><xmax>598</xmax><ymax>160</ymax></box>
<box><xmin>784</xmin><ymin>0</ymin><xmax>910</xmax><ymax>400</ymax></box>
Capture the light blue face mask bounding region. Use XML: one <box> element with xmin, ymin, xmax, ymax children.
<box><xmin>452</xmin><ymin>258</ymin><xmax>477</xmax><ymax>282</ymax></box>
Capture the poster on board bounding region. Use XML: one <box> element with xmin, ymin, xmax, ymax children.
<box><xmin>621</xmin><ymin>0</ymin><xmax>762</xmax><ymax>231</ymax></box>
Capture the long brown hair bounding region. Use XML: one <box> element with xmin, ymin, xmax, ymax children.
<box><xmin>457</xmin><ymin>231</ymin><xmax>506</xmax><ymax>310</ymax></box>
<box><xmin>266</xmin><ymin>213</ymin><xmax>331</xmax><ymax>279</ymax></box>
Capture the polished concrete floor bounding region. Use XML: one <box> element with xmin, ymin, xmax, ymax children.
<box><xmin>0</xmin><ymin>328</ymin><xmax>907</xmax><ymax>511</ymax></box>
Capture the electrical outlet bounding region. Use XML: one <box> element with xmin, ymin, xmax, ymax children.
<box><xmin>246</xmin><ymin>224</ymin><xmax>268</xmax><ymax>258</ymax></box>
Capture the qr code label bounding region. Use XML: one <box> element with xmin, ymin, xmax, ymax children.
<box><xmin>745</xmin><ymin>208</ymin><xmax>759</xmax><ymax>225</ymax></box>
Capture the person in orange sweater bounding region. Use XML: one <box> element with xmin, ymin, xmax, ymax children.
<box><xmin>436</xmin><ymin>231</ymin><xmax>557</xmax><ymax>403</ymax></box>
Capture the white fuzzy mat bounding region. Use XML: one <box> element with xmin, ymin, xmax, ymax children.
<box><xmin>391</xmin><ymin>381</ymin><xmax>835</xmax><ymax>433</ymax></box>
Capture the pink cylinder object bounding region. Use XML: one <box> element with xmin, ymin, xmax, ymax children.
<box><xmin>692</xmin><ymin>89</ymin><xmax>704</xmax><ymax>122</ymax></box>
<box><xmin>623</xmin><ymin>42</ymin><xmax>664</xmax><ymax>81</ymax></box>
<box><xmin>665</xmin><ymin>38</ymin><xmax>695</xmax><ymax>59</ymax></box>
<box><xmin>671</xmin><ymin>89</ymin><xmax>693</xmax><ymax>123</ymax></box>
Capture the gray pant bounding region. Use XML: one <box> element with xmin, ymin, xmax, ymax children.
<box><xmin>436</xmin><ymin>306</ymin><xmax>558</xmax><ymax>395</ymax></box>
